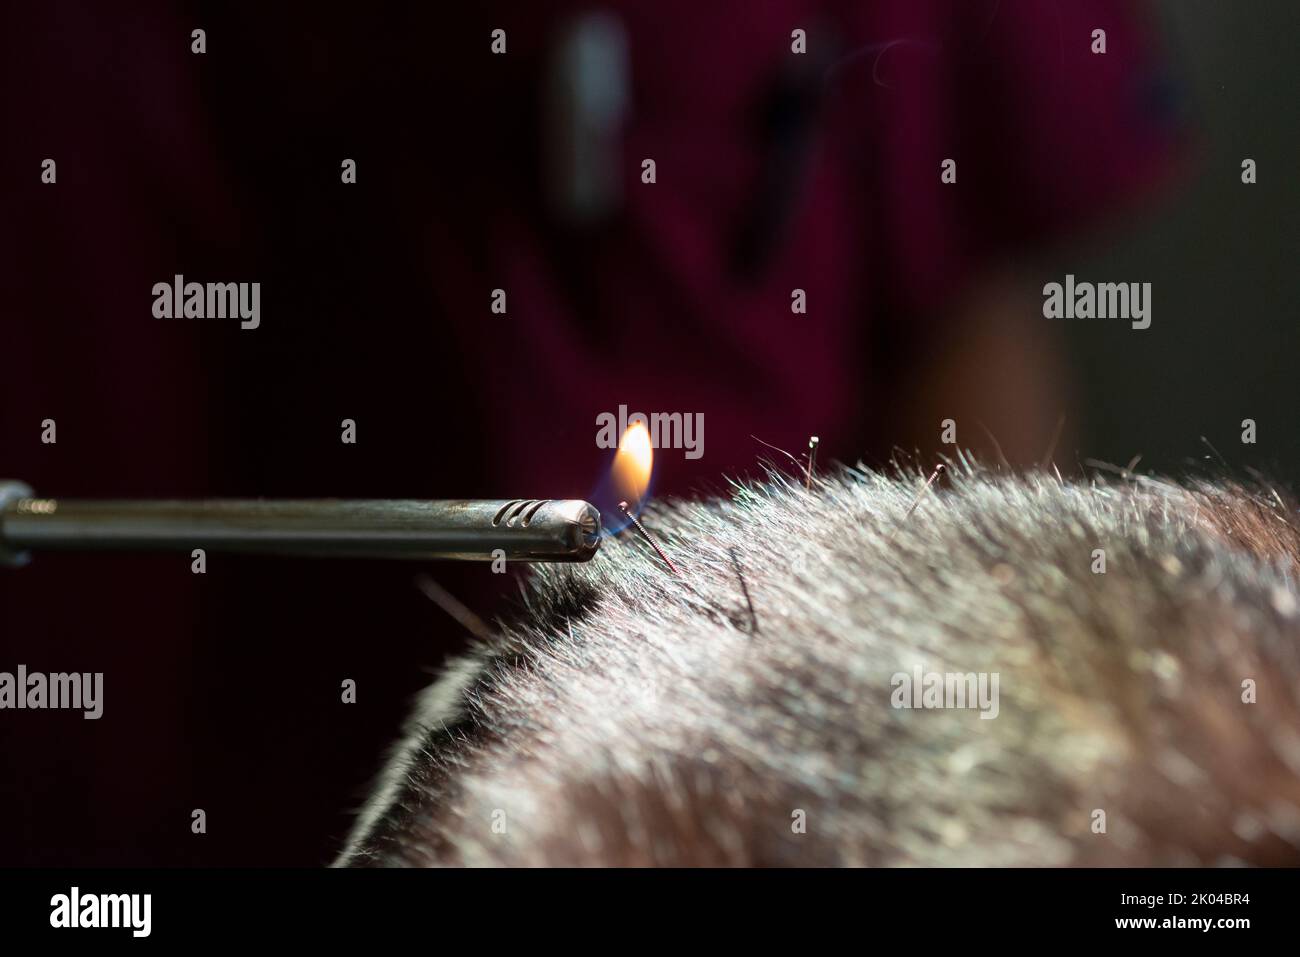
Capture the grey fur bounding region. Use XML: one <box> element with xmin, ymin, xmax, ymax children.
<box><xmin>337</xmin><ymin>463</ymin><xmax>1300</xmax><ymax>866</ymax></box>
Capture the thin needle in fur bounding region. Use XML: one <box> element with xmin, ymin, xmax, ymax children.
<box><xmin>887</xmin><ymin>464</ymin><xmax>945</xmax><ymax>543</ymax></box>
<box><xmin>728</xmin><ymin>546</ymin><xmax>759</xmax><ymax>634</ymax></box>
<box><xmin>414</xmin><ymin>574</ymin><xmax>492</xmax><ymax>642</ymax></box>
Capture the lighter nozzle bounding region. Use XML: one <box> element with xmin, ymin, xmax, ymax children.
<box><xmin>0</xmin><ymin>490</ymin><xmax>603</xmax><ymax>564</ymax></box>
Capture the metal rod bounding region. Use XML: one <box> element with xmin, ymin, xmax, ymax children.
<box><xmin>0</xmin><ymin>482</ymin><xmax>601</xmax><ymax>566</ymax></box>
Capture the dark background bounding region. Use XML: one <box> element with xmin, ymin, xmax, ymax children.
<box><xmin>1054</xmin><ymin>4</ymin><xmax>1298</xmax><ymax>476</ymax></box>
<box><xmin>1</xmin><ymin>1</ymin><xmax>1296</xmax><ymax>865</ymax></box>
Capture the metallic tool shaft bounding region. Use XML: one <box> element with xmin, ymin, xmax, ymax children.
<box><xmin>0</xmin><ymin>482</ymin><xmax>601</xmax><ymax>566</ymax></box>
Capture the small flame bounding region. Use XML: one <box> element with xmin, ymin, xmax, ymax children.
<box><xmin>612</xmin><ymin>421</ymin><xmax>653</xmax><ymax>504</ymax></box>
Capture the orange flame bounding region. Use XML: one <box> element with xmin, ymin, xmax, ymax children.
<box><xmin>611</xmin><ymin>421</ymin><xmax>653</xmax><ymax>504</ymax></box>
